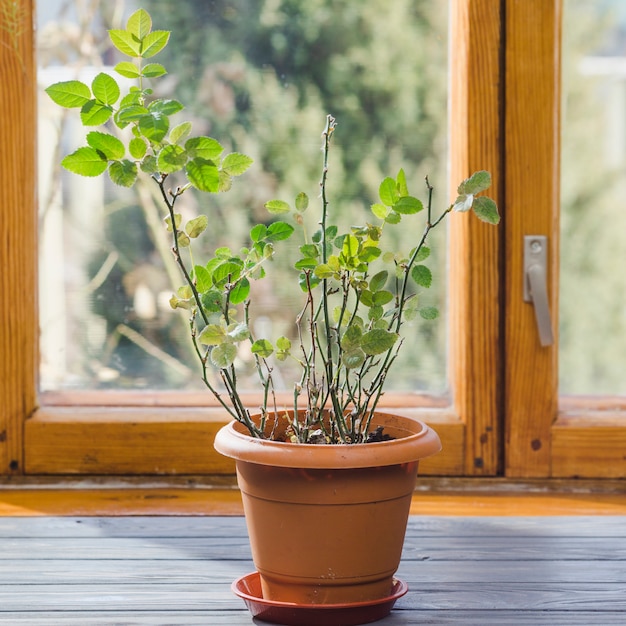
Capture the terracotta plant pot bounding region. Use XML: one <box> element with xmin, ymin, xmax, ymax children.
<box><xmin>214</xmin><ymin>411</ymin><xmax>441</xmax><ymax>608</ymax></box>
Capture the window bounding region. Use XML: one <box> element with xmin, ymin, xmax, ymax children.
<box><xmin>10</xmin><ymin>0</ymin><xmax>623</xmax><ymax>482</ymax></box>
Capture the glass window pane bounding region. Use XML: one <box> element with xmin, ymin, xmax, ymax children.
<box><xmin>38</xmin><ymin>0</ymin><xmax>449</xmax><ymax>393</ymax></box>
<box><xmin>561</xmin><ymin>0</ymin><xmax>626</xmax><ymax>395</ymax></box>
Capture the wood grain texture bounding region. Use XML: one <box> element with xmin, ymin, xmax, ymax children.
<box><xmin>0</xmin><ymin>516</ymin><xmax>624</xmax><ymax>624</ymax></box>
<box><xmin>0</xmin><ymin>0</ymin><xmax>37</xmax><ymax>476</ymax></box>
<box><xmin>24</xmin><ymin>406</ymin><xmax>465</xmax><ymax>476</ymax></box>
<box><xmin>449</xmin><ymin>0</ymin><xmax>503</xmax><ymax>476</ymax></box>
<box><xmin>504</xmin><ymin>0</ymin><xmax>561</xmax><ymax>477</ymax></box>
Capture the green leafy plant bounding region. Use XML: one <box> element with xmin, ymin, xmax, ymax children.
<box><xmin>46</xmin><ymin>8</ymin><xmax>499</xmax><ymax>443</ymax></box>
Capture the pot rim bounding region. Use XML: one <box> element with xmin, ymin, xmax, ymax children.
<box><xmin>213</xmin><ymin>411</ymin><xmax>441</xmax><ymax>469</ymax></box>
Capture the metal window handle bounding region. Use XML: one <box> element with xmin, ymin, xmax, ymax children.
<box><xmin>523</xmin><ymin>236</ymin><xmax>554</xmax><ymax>347</ymax></box>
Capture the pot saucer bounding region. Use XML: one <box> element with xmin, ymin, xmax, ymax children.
<box><xmin>231</xmin><ymin>571</ymin><xmax>408</xmax><ymax>626</ymax></box>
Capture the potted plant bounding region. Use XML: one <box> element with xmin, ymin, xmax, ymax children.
<box><xmin>46</xmin><ymin>8</ymin><xmax>499</xmax><ymax>624</ymax></box>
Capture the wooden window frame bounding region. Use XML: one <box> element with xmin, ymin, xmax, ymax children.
<box><xmin>11</xmin><ymin>0</ymin><xmax>596</xmax><ymax>480</ymax></box>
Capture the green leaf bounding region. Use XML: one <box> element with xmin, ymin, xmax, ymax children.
<box><xmin>314</xmin><ymin>264</ymin><xmax>337</xmax><ymax>279</ymax></box>
<box><xmin>419</xmin><ymin>306</ymin><xmax>439</xmax><ymax>320</ymax></box>
<box><xmin>379</xmin><ymin>177</ymin><xmax>399</xmax><ymax>206</ymax></box>
<box><xmin>109</xmin><ymin>29</ymin><xmax>142</xmax><ymax>57</ymax></box>
<box><xmin>251</xmin><ymin>339</ymin><xmax>274</xmax><ymax>359</ymax></box>
<box><xmin>411</xmin><ymin>265</ymin><xmax>433</xmax><ymax>288</ymax></box>
<box><xmin>229</xmin><ymin>278</ymin><xmax>250</xmax><ymax>304</ymax></box>
<box><xmin>186</xmin><ymin>157</ymin><xmax>219</xmax><ymax>192</ymax></box>
<box><xmin>129</xmin><ymin>137</ymin><xmax>147</xmax><ymax>159</ymax></box>
<box><xmin>169</xmin><ymin>122</ymin><xmax>192</xmax><ymax>145</ymax></box>
<box><xmin>198</xmin><ymin>324</ymin><xmax>226</xmax><ymax>346</ymax></box>
<box><xmin>396</xmin><ymin>168</ymin><xmax>409</xmax><ymax>197</ymax></box>
<box><xmin>250</xmin><ymin>224</ymin><xmax>267</xmax><ymax>242</ymax></box>
<box><xmin>368</xmin><ymin>305</ymin><xmax>384</xmax><ymax>321</ymax></box>
<box><xmin>149</xmin><ymin>99</ymin><xmax>183</xmax><ymax>116</ymax></box>
<box><xmin>341</xmin><ymin>324</ymin><xmax>362</xmax><ymax>350</ymax></box>
<box><xmin>393</xmin><ymin>196</ymin><xmax>423</xmax><ymax>215</ymax></box>
<box><xmin>126</xmin><ymin>9</ymin><xmax>152</xmax><ymax>39</ymax></box>
<box><xmin>472</xmin><ymin>196</ymin><xmax>500</xmax><ymax>224</ymax></box>
<box><xmin>458</xmin><ymin>170</ymin><xmax>492</xmax><ymax>195</ymax></box>
<box><xmin>371</xmin><ymin>203</ymin><xmax>389</xmax><ymax>220</ymax></box>
<box><xmin>369</xmin><ymin>270</ymin><xmax>389</xmax><ymax>293</ymax></box>
<box><xmin>201</xmin><ymin>289</ymin><xmax>223</xmax><ymax>313</ymax></box>
<box><xmin>185</xmin><ymin>136</ymin><xmax>223</xmax><ymax>160</ymax></box>
<box><xmin>295</xmin><ymin>192</ymin><xmax>309</xmax><ymax>212</ymax></box>
<box><xmin>266</xmin><ymin>221</ymin><xmax>295</xmax><ymax>242</ymax></box>
<box><xmin>212</xmin><ymin>260</ymin><xmax>242</xmax><ymax>286</ymax></box>
<box><xmin>411</xmin><ymin>246</ymin><xmax>430</xmax><ymax>262</ymax></box>
<box><xmin>372</xmin><ymin>290</ymin><xmax>394</xmax><ymax>306</ymax></box>
<box><xmin>140</xmin><ymin>155</ymin><xmax>158</xmax><ymax>173</ymax></box>
<box><xmin>92</xmin><ymin>73</ymin><xmax>120</xmax><ymax>105</ymax></box>
<box><xmin>342</xmin><ymin>234</ymin><xmax>359</xmax><ymax>257</ymax></box>
<box><xmin>264</xmin><ymin>199</ymin><xmax>291</xmax><ymax>214</ymax></box>
<box><xmin>186</xmin><ymin>215</ymin><xmax>208</xmax><ymax>238</ymax></box>
<box><xmin>80</xmin><ymin>100</ymin><xmax>113</xmax><ymax>126</ymax></box>
<box><xmin>194</xmin><ymin>265</ymin><xmax>212</xmax><ymax>292</ymax></box>
<box><xmin>361</xmin><ymin>329</ymin><xmax>399</xmax><ymax>355</ymax></box>
<box><xmin>219</xmin><ymin>171</ymin><xmax>232</xmax><ymax>192</ymax></box>
<box><xmin>45</xmin><ymin>81</ymin><xmax>91</xmax><ymax>108</ymax></box>
<box><xmin>299</xmin><ymin>244</ymin><xmax>319</xmax><ymax>258</ymax></box>
<box><xmin>114</xmin><ymin>62</ymin><xmax>141</xmax><ymax>78</ymax></box>
<box><xmin>142</xmin><ymin>63</ymin><xmax>167</xmax><ymax>78</ymax></box>
<box><xmin>86</xmin><ymin>132</ymin><xmax>124</xmax><ymax>160</ymax></box>
<box><xmin>138</xmin><ymin>112</ymin><xmax>169</xmax><ymax>142</ymax></box>
<box><xmin>141</xmin><ymin>31</ymin><xmax>170</xmax><ymax>58</ymax></box>
<box><xmin>294</xmin><ymin>257</ymin><xmax>318</xmax><ymax>270</ymax></box>
<box><xmin>342</xmin><ymin>348</ymin><xmax>366</xmax><ymax>369</ymax></box>
<box><xmin>211</xmin><ymin>343</ymin><xmax>237</xmax><ymax>368</ymax></box>
<box><xmin>61</xmin><ymin>147</ymin><xmax>108</xmax><ymax>177</ymax></box>
<box><xmin>276</xmin><ymin>336</ymin><xmax>291</xmax><ymax>351</ymax></box>
<box><xmin>108</xmin><ymin>159</ymin><xmax>138</xmax><ymax>187</ymax></box>
<box><xmin>385</xmin><ymin>212</ymin><xmax>401</xmax><ymax>225</ymax></box>
<box><xmin>222</xmin><ymin>153</ymin><xmax>253</xmax><ymax>176</ymax></box>
<box><xmin>164</xmin><ymin>213</ymin><xmax>181</xmax><ymax>232</ymax></box>
<box><xmin>157</xmin><ymin>144</ymin><xmax>187</xmax><ymax>174</ymax></box>
<box><xmin>227</xmin><ymin>322</ymin><xmax>250</xmax><ymax>342</ymax></box>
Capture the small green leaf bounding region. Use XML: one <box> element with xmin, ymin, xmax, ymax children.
<box><xmin>472</xmin><ymin>196</ymin><xmax>500</xmax><ymax>224</ymax></box>
<box><xmin>142</xmin><ymin>63</ymin><xmax>167</xmax><ymax>78</ymax></box>
<box><xmin>419</xmin><ymin>306</ymin><xmax>439</xmax><ymax>320</ymax></box>
<box><xmin>372</xmin><ymin>290</ymin><xmax>394</xmax><ymax>306</ymax></box>
<box><xmin>294</xmin><ymin>257</ymin><xmax>318</xmax><ymax>270</ymax></box>
<box><xmin>177</xmin><ymin>232</ymin><xmax>190</xmax><ymax>247</ymax></box>
<box><xmin>138</xmin><ymin>112</ymin><xmax>169</xmax><ymax>142</ymax></box>
<box><xmin>222</xmin><ymin>152</ymin><xmax>253</xmax><ymax>176</ymax></box>
<box><xmin>108</xmin><ymin>159</ymin><xmax>138</xmax><ymax>187</ymax></box>
<box><xmin>379</xmin><ymin>177</ymin><xmax>399</xmax><ymax>207</ymax></box>
<box><xmin>92</xmin><ymin>73</ymin><xmax>120</xmax><ymax>105</ymax></box>
<box><xmin>314</xmin><ymin>264</ymin><xmax>337</xmax><ymax>279</ymax></box>
<box><xmin>371</xmin><ymin>203</ymin><xmax>389</xmax><ymax>220</ymax></box>
<box><xmin>114</xmin><ymin>62</ymin><xmax>141</xmax><ymax>78</ymax></box>
<box><xmin>116</xmin><ymin>105</ymin><xmax>149</xmax><ymax>126</ymax></box>
<box><xmin>341</xmin><ymin>325</ymin><xmax>362</xmax><ymax>350</ymax></box>
<box><xmin>393</xmin><ymin>196</ymin><xmax>423</xmax><ymax>215</ymax></box>
<box><xmin>194</xmin><ymin>265</ymin><xmax>212</xmax><ymax>292</ymax></box>
<box><xmin>411</xmin><ymin>246</ymin><xmax>430</xmax><ymax>262</ymax></box>
<box><xmin>342</xmin><ymin>348</ymin><xmax>366</xmax><ymax>369</ymax></box>
<box><xmin>86</xmin><ymin>131</ymin><xmax>125</xmax><ymax>160</ymax></box>
<box><xmin>201</xmin><ymin>289</ymin><xmax>223</xmax><ymax>313</ymax></box>
<box><xmin>126</xmin><ymin>8</ymin><xmax>152</xmax><ymax>39</ymax></box>
<box><xmin>186</xmin><ymin>215</ymin><xmax>208</xmax><ymax>238</ymax></box>
<box><xmin>299</xmin><ymin>244</ymin><xmax>319</xmax><ymax>258</ymax></box>
<box><xmin>264</xmin><ymin>199</ymin><xmax>291</xmax><ymax>214</ymax></box>
<box><xmin>250</xmin><ymin>224</ymin><xmax>267</xmax><ymax>242</ymax></box>
<box><xmin>385</xmin><ymin>212</ymin><xmax>401</xmax><ymax>225</ymax></box>
<box><xmin>185</xmin><ymin>136</ymin><xmax>223</xmax><ymax>160</ymax></box>
<box><xmin>276</xmin><ymin>336</ymin><xmax>291</xmax><ymax>351</ymax></box>
<box><xmin>218</xmin><ymin>170</ymin><xmax>232</xmax><ymax>192</ymax></box>
<box><xmin>369</xmin><ymin>270</ymin><xmax>388</xmax><ymax>293</ymax></box>
<box><xmin>211</xmin><ymin>343</ymin><xmax>237</xmax><ymax>368</ymax></box>
<box><xmin>61</xmin><ymin>147</ymin><xmax>108</xmax><ymax>177</ymax></box>
<box><xmin>199</xmin><ymin>324</ymin><xmax>226</xmax><ymax>346</ymax></box>
<box><xmin>109</xmin><ymin>29</ymin><xmax>142</xmax><ymax>57</ymax></box>
<box><xmin>458</xmin><ymin>170</ymin><xmax>492</xmax><ymax>195</ymax></box>
<box><xmin>45</xmin><ymin>81</ymin><xmax>91</xmax><ymax>108</ymax></box>
<box><xmin>169</xmin><ymin>122</ymin><xmax>192</xmax><ymax>145</ymax></box>
<box><xmin>186</xmin><ymin>157</ymin><xmax>219</xmax><ymax>192</ymax></box>
<box><xmin>229</xmin><ymin>278</ymin><xmax>250</xmax><ymax>304</ymax></box>
<box><xmin>80</xmin><ymin>100</ymin><xmax>113</xmax><ymax>126</ymax></box>
<box><xmin>140</xmin><ymin>30</ymin><xmax>170</xmax><ymax>58</ymax></box>
<box><xmin>251</xmin><ymin>339</ymin><xmax>274</xmax><ymax>359</ymax></box>
<box><xmin>140</xmin><ymin>155</ymin><xmax>158</xmax><ymax>173</ymax></box>
<box><xmin>295</xmin><ymin>192</ymin><xmax>309</xmax><ymax>212</ymax></box>
<box><xmin>361</xmin><ymin>329</ymin><xmax>399</xmax><ymax>355</ymax></box>
<box><xmin>266</xmin><ymin>221</ymin><xmax>295</xmax><ymax>242</ymax></box>
<box><xmin>157</xmin><ymin>144</ymin><xmax>187</xmax><ymax>174</ymax></box>
<box><xmin>164</xmin><ymin>213</ymin><xmax>181</xmax><ymax>232</ymax></box>
<box><xmin>411</xmin><ymin>265</ymin><xmax>433</xmax><ymax>288</ymax></box>
<box><xmin>129</xmin><ymin>137</ymin><xmax>147</xmax><ymax>159</ymax></box>
<box><xmin>396</xmin><ymin>168</ymin><xmax>409</xmax><ymax>197</ymax></box>
<box><xmin>228</xmin><ymin>322</ymin><xmax>250</xmax><ymax>342</ymax></box>
<box><xmin>149</xmin><ymin>99</ymin><xmax>183</xmax><ymax>116</ymax></box>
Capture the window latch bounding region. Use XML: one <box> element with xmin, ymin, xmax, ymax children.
<box><xmin>523</xmin><ymin>235</ymin><xmax>554</xmax><ymax>347</ymax></box>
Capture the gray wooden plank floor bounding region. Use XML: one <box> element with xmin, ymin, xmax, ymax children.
<box><xmin>0</xmin><ymin>516</ymin><xmax>624</xmax><ymax>625</ymax></box>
